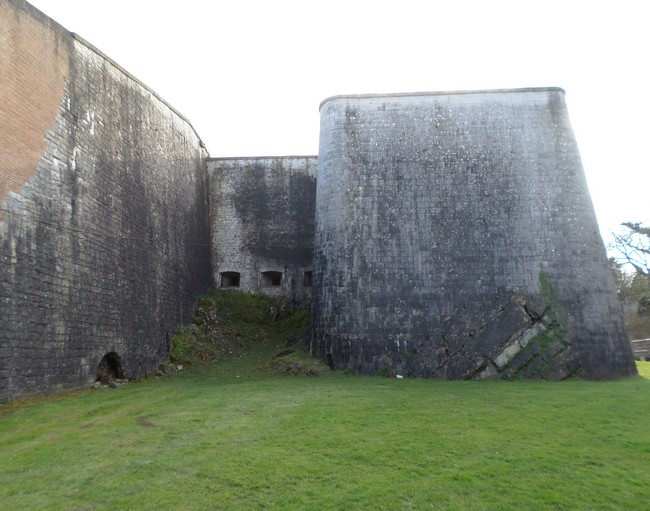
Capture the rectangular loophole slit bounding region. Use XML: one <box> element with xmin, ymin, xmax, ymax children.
<box><xmin>303</xmin><ymin>271</ymin><xmax>313</xmax><ymax>287</ymax></box>
<box><xmin>220</xmin><ymin>271</ymin><xmax>240</xmax><ymax>288</ymax></box>
<box><xmin>262</xmin><ymin>271</ymin><xmax>282</xmax><ymax>287</ymax></box>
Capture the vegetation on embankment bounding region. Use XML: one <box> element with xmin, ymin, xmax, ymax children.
<box><xmin>169</xmin><ymin>289</ymin><xmax>326</xmax><ymax>376</ymax></box>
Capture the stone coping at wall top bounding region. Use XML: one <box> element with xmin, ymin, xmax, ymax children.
<box><xmin>319</xmin><ymin>87</ymin><xmax>566</xmax><ymax>111</ymax></box>
<box><xmin>71</xmin><ymin>35</ymin><xmax>207</xmax><ymax>152</ymax></box>
<box><xmin>21</xmin><ymin>0</ymin><xmax>207</xmax><ymax>153</ymax></box>
<box><xmin>207</xmin><ymin>155</ymin><xmax>318</xmax><ymax>162</ymax></box>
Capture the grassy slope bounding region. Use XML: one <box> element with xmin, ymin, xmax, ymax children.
<box><xmin>1</xmin><ymin>291</ymin><xmax>649</xmax><ymax>510</ymax></box>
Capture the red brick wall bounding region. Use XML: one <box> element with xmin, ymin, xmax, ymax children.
<box><xmin>0</xmin><ymin>0</ymin><xmax>69</xmax><ymax>219</ymax></box>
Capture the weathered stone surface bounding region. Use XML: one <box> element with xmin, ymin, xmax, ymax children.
<box><xmin>207</xmin><ymin>157</ymin><xmax>316</xmax><ymax>305</ymax></box>
<box><xmin>311</xmin><ymin>89</ymin><xmax>636</xmax><ymax>380</ymax></box>
<box><xmin>0</xmin><ymin>1</ymin><xmax>211</xmax><ymax>401</ymax></box>
<box><xmin>1</xmin><ymin>2</ymin><xmax>638</xmax><ymax>401</ymax></box>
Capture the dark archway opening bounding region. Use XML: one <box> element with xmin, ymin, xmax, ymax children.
<box><xmin>96</xmin><ymin>352</ymin><xmax>125</xmax><ymax>383</ymax></box>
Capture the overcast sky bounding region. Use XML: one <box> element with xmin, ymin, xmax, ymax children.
<box><xmin>28</xmin><ymin>0</ymin><xmax>649</xmax><ymax>246</ymax></box>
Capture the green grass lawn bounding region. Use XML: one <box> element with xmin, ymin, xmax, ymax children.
<box><xmin>1</xmin><ymin>293</ymin><xmax>649</xmax><ymax>510</ymax></box>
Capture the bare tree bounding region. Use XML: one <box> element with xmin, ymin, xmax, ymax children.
<box><xmin>610</xmin><ymin>222</ymin><xmax>650</xmax><ymax>275</ymax></box>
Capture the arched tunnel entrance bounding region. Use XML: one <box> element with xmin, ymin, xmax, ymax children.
<box><xmin>96</xmin><ymin>352</ymin><xmax>125</xmax><ymax>383</ymax></box>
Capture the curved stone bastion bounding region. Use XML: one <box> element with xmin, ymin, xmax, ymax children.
<box><xmin>311</xmin><ymin>88</ymin><xmax>636</xmax><ymax>380</ymax></box>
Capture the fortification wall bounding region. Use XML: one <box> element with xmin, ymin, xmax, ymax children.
<box><xmin>313</xmin><ymin>88</ymin><xmax>636</xmax><ymax>380</ymax></box>
<box><xmin>207</xmin><ymin>157</ymin><xmax>316</xmax><ymax>304</ymax></box>
<box><xmin>0</xmin><ymin>0</ymin><xmax>212</xmax><ymax>401</ymax></box>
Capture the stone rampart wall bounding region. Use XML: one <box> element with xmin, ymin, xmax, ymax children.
<box><xmin>0</xmin><ymin>0</ymin><xmax>212</xmax><ymax>401</ymax></box>
<box><xmin>207</xmin><ymin>157</ymin><xmax>316</xmax><ymax>304</ymax></box>
<box><xmin>1</xmin><ymin>1</ymin><xmax>637</xmax><ymax>396</ymax></box>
